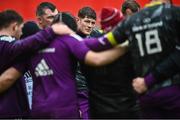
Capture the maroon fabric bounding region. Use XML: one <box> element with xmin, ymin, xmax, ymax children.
<box><xmin>100</xmin><ymin>7</ymin><xmax>124</xmax><ymax>31</ymax></box>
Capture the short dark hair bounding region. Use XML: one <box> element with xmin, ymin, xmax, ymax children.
<box><xmin>21</xmin><ymin>21</ymin><xmax>40</xmax><ymax>39</ymax></box>
<box><xmin>36</xmin><ymin>2</ymin><xmax>57</xmax><ymax>16</ymax></box>
<box><xmin>52</xmin><ymin>12</ymin><xmax>77</xmax><ymax>32</ymax></box>
<box><xmin>121</xmin><ymin>0</ymin><xmax>140</xmax><ymax>15</ymax></box>
<box><xmin>0</xmin><ymin>10</ymin><xmax>23</xmax><ymax>30</ymax></box>
<box><xmin>78</xmin><ymin>6</ymin><xmax>96</xmax><ymax>20</ymax></box>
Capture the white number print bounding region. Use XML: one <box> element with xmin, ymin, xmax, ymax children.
<box><xmin>136</xmin><ymin>30</ymin><xmax>162</xmax><ymax>56</ymax></box>
<box><xmin>35</xmin><ymin>59</ymin><xmax>53</xmax><ymax>77</ymax></box>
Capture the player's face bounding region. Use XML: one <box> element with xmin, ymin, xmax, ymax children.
<box><xmin>77</xmin><ymin>16</ymin><xmax>96</xmax><ymax>35</ymax></box>
<box><xmin>13</xmin><ymin>22</ymin><xmax>24</xmax><ymax>39</ymax></box>
<box><xmin>37</xmin><ymin>8</ymin><xmax>58</xmax><ymax>29</ymax></box>
<box><xmin>125</xmin><ymin>7</ymin><xmax>140</xmax><ymax>17</ymax></box>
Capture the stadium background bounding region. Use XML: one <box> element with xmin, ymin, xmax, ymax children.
<box><xmin>1</xmin><ymin>0</ymin><xmax>180</xmax><ymax>23</ymax></box>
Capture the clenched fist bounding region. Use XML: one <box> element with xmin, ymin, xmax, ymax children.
<box><xmin>132</xmin><ymin>77</ymin><xmax>148</xmax><ymax>94</ymax></box>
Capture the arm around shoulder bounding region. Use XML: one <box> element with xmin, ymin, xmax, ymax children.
<box><xmin>84</xmin><ymin>44</ymin><xmax>128</xmax><ymax>66</ymax></box>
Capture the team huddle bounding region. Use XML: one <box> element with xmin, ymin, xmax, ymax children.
<box><xmin>0</xmin><ymin>0</ymin><xmax>180</xmax><ymax>119</ymax></box>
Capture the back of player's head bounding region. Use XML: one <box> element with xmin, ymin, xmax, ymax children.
<box><xmin>52</xmin><ymin>12</ymin><xmax>77</xmax><ymax>32</ymax></box>
<box><xmin>21</xmin><ymin>21</ymin><xmax>40</xmax><ymax>39</ymax></box>
<box><xmin>78</xmin><ymin>6</ymin><xmax>96</xmax><ymax>20</ymax></box>
<box><xmin>0</xmin><ymin>10</ymin><xmax>23</xmax><ymax>30</ymax></box>
<box><xmin>121</xmin><ymin>0</ymin><xmax>140</xmax><ymax>15</ymax></box>
<box><xmin>36</xmin><ymin>2</ymin><xmax>57</xmax><ymax>16</ymax></box>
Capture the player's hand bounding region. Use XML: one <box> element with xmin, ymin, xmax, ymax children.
<box><xmin>51</xmin><ymin>22</ymin><xmax>75</xmax><ymax>35</ymax></box>
<box><xmin>132</xmin><ymin>77</ymin><xmax>148</xmax><ymax>94</ymax></box>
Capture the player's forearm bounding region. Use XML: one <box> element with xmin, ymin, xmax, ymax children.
<box><xmin>0</xmin><ymin>67</ymin><xmax>22</xmax><ymax>93</ymax></box>
<box><xmin>85</xmin><ymin>46</ymin><xmax>127</xmax><ymax>66</ymax></box>
<box><xmin>98</xmin><ymin>46</ymin><xmax>127</xmax><ymax>66</ymax></box>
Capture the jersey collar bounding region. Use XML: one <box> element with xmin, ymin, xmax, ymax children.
<box><xmin>0</xmin><ymin>35</ymin><xmax>16</xmax><ymax>42</ymax></box>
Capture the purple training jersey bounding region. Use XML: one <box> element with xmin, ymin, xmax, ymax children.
<box><xmin>0</xmin><ymin>28</ymin><xmax>55</xmax><ymax>118</ymax></box>
<box><xmin>15</xmin><ymin>34</ymin><xmax>90</xmax><ymax>118</ymax></box>
<box><xmin>0</xmin><ymin>27</ymin><xmax>55</xmax><ymax>74</ymax></box>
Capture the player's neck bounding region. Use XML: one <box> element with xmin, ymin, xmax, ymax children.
<box><xmin>37</xmin><ymin>23</ymin><xmax>45</xmax><ymax>30</ymax></box>
<box><xmin>76</xmin><ymin>30</ymin><xmax>88</xmax><ymax>38</ymax></box>
<box><xmin>0</xmin><ymin>29</ymin><xmax>13</xmax><ymax>37</ymax></box>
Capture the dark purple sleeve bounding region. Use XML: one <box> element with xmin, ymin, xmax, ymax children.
<box><xmin>6</xmin><ymin>27</ymin><xmax>55</xmax><ymax>57</ymax></box>
<box><xmin>65</xmin><ymin>36</ymin><xmax>90</xmax><ymax>62</ymax></box>
<box><xmin>144</xmin><ymin>73</ymin><xmax>158</xmax><ymax>89</ymax></box>
<box><xmin>84</xmin><ymin>37</ymin><xmax>114</xmax><ymax>51</ymax></box>
<box><xmin>13</xmin><ymin>62</ymin><xmax>27</xmax><ymax>74</ymax></box>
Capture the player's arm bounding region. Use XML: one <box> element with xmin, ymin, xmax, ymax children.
<box><xmin>146</xmin><ymin>46</ymin><xmax>180</xmax><ymax>87</ymax></box>
<box><xmin>68</xmin><ymin>34</ymin><xmax>128</xmax><ymax>66</ymax></box>
<box><xmin>0</xmin><ymin>67</ymin><xmax>22</xmax><ymax>93</ymax></box>
<box><xmin>7</xmin><ymin>23</ymin><xmax>74</xmax><ymax>57</ymax></box>
<box><xmin>0</xmin><ymin>60</ymin><xmax>27</xmax><ymax>93</ymax></box>
<box><xmin>133</xmin><ymin>46</ymin><xmax>180</xmax><ymax>94</ymax></box>
<box><xmin>85</xmin><ymin>43</ymin><xmax>128</xmax><ymax>66</ymax></box>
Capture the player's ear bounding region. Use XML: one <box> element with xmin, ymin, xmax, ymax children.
<box><xmin>76</xmin><ymin>17</ymin><xmax>80</xmax><ymax>22</ymax></box>
<box><xmin>76</xmin><ymin>17</ymin><xmax>81</xmax><ymax>26</ymax></box>
<box><xmin>12</xmin><ymin>22</ymin><xmax>18</xmax><ymax>32</ymax></box>
<box><xmin>37</xmin><ymin>16</ymin><xmax>43</xmax><ymax>24</ymax></box>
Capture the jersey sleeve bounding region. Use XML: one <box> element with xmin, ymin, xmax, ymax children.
<box><xmin>65</xmin><ymin>35</ymin><xmax>90</xmax><ymax>62</ymax></box>
<box><xmin>13</xmin><ymin>61</ymin><xmax>28</xmax><ymax>74</ymax></box>
<box><xmin>111</xmin><ymin>19</ymin><xmax>128</xmax><ymax>44</ymax></box>
<box><xmin>84</xmin><ymin>37</ymin><xmax>114</xmax><ymax>51</ymax></box>
<box><xmin>5</xmin><ymin>27</ymin><xmax>55</xmax><ymax>58</ymax></box>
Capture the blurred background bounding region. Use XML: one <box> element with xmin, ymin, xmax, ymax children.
<box><xmin>1</xmin><ymin>0</ymin><xmax>180</xmax><ymax>22</ymax></box>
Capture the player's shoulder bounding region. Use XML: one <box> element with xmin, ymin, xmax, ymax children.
<box><xmin>69</xmin><ymin>34</ymin><xmax>83</xmax><ymax>41</ymax></box>
<box><xmin>56</xmin><ymin>34</ymin><xmax>83</xmax><ymax>42</ymax></box>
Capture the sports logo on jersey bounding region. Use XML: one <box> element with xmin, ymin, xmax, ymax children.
<box><xmin>98</xmin><ymin>37</ymin><xmax>106</xmax><ymax>45</ymax></box>
<box><xmin>24</xmin><ymin>71</ymin><xmax>33</xmax><ymax>109</ymax></box>
<box><xmin>39</xmin><ymin>48</ymin><xmax>55</xmax><ymax>53</ymax></box>
<box><xmin>35</xmin><ymin>59</ymin><xmax>53</xmax><ymax>77</ymax></box>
